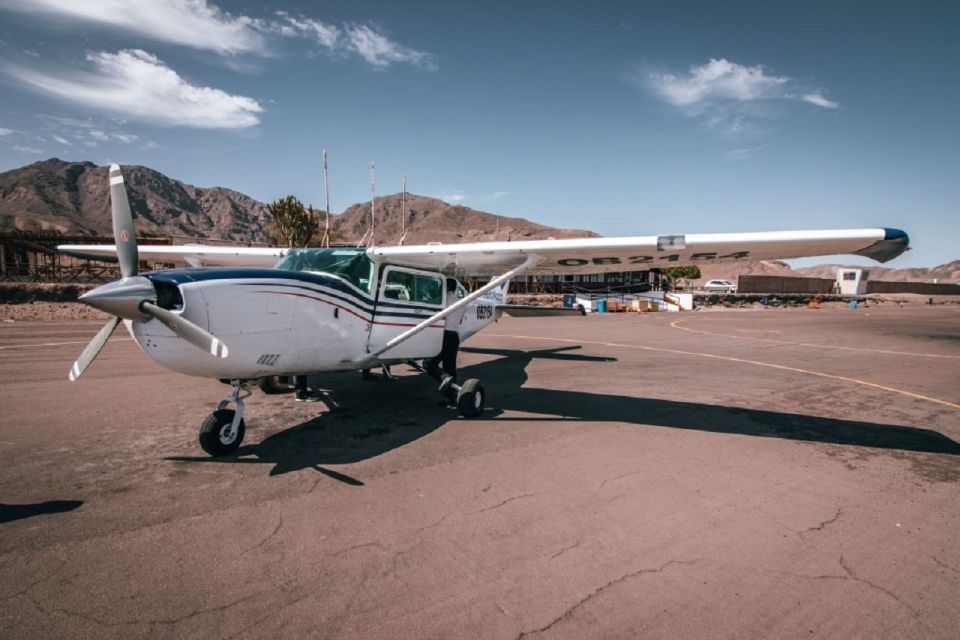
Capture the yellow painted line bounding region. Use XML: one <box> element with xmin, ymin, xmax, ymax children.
<box><xmin>671</xmin><ymin>318</ymin><xmax>960</xmax><ymax>360</ymax></box>
<box><xmin>0</xmin><ymin>338</ymin><xmax>133</xmax><ymax>351</ymax></box>
<box><xmin>487</xmin><ymin>333</ymin><xmax>960</xmax><ymax>411</ymax></box>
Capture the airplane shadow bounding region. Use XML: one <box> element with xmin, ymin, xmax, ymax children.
<box><xmin>0</xmin><ymin>500</ymin><xmax>83</xmax><ymax>525</ymax></box>
<box><xmin>166</xmin><ymin>345</ymin><xmax>960</xmax><ymax>484</ymax></box>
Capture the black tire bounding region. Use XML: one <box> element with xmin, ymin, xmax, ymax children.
<box><xmin>456</xmin><ymin>379</ymin><xmax>486</xmax><ymax>418</ymax></box>
<box><xmin>258</xmin><ymin>376</ymin><xmax>287</xmax><ymax>395</ymax></box>
<box><xmin>199</xmin><ymin>409</ymin><xmax>245</xmax><ymax>456</ymax></box>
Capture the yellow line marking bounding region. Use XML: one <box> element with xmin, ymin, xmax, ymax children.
<box><xmin>670</xmin><ymin>318</ymin><xmax>960</xmax><ymax>360</ymax></box>
<box><xmin>487</xmin><ymin>333</ymin><xmax>960</xmax><ymax>411</ymax></box>
<box><xmin>0</xmin><ymin>338</ymin><xmax>133</xmax><ymax>351</ymax></box>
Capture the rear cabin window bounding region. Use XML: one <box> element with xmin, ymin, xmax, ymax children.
<box><xmin>384</xmin><ymin>270</ymin><xmax>442</xmax><ymax>305</ymax></box>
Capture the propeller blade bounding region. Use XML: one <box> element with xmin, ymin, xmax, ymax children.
<box><xmin>141</xmin><ymin>302</ymin><xmax>229</xmax><ymax>358</ymax></box>
<box><xmin>68</xmin><ymin>317</ymin><xmax>121</xmax><ymax>381</ymax></box>
<box><xmin>109</xmin><ymin>164</ymin><xmax>139</xmax><ymax>279</ymax></box>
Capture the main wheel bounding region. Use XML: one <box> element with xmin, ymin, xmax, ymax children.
<box><xmin>199</xmin><ymin>409</ymin><xmax>245</xmax><ymax>456</ymax></box>
<box><xmin>456</xmin><ymin>379</ymin><xmax>486</xmax><ymax>418</ymax></box>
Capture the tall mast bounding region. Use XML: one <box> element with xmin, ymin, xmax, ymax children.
<box><xmin>369</xmin><ymin>161</ymin><xmax>376</xmax><ymax>247</ymax></box>
<box><xmin>322</xmin><ymin>149</ymin><xmax>330</xmax><ymax>248</ymax></box>
<box><xmin>400</xmin><ymin>173</ymin><xmax>406</xmax><ymax>246</ymax></box>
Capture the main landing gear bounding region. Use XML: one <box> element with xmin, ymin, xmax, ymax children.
<box><xmin>199</xmin><ymin>380</ymin><xmax>249</xmax><ymax>456</ymax></box>
<box><xmin>407</xmin><ymin>360</ymin><xmax>486</xmax><ymax>418</ymax></box>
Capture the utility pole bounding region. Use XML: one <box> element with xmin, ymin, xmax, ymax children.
<box><xmin>400</xmin><ymin>173</ymin><xmax>407</xmax><ymax>246</ymax></box>
<box><xmin>369</xmin><ymin>162</ymin><xmax>376</xmax><ymax>247</ymax></box>
<box><xmin>322</xmin><ymin>150</ymin><xmax>330</xmax><ymax>248</ymax></box>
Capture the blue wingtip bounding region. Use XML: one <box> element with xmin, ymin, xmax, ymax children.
<box><xmin>853</xmin><ymin>228</ymin><xmax>910</xmax><ymax>263</ymax></box>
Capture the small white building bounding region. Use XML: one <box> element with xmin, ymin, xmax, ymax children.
<box><xmin>836</xmin><ymin>268</ymin><xmax>870</xmax><ymax>295</ymax></box>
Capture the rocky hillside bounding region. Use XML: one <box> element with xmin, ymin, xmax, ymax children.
<box><xmin>795</xmin><ymin>261</ymin><xmax>960</xmax><ymax>283</ymax></box>
<box><xmin>0</xmin><ymin>158</ymin><xmax>595</xmax><ymax>245</ymax></box>
<box><xmin>335</xmin><ymin>194</ymin><xmax>596</xmax><ymax>244</ymax></box>
<box><xmin>0</xmin><ymin>159</ymin><xmax>271</xmax><ymax>242</ymax></box>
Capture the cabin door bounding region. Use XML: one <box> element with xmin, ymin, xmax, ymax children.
<box><xmin>366</xmin><ymin>266</ymin><xmax>445</xmax><ymax>360</ymax></box>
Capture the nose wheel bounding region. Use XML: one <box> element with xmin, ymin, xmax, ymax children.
<box><xmin>199</xmin><ymin>381</ymin><xmax>249</xmax><ymax>456</ymax></box>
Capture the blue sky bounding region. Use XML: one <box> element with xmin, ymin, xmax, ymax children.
<box><xmin>0</xmin><ymin>1</ymin><xmax>956</xmax><ymax>267</ymax></box>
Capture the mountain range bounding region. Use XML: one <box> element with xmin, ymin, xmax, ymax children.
<box><xmin>1</xmin><ymin>159</ymin><xmax>954</xmax><ymax>282</ymax></box>
<box><xmin>0</xmin><ymin>158</ymin><xmax>594</xmax><ymax>244</ymax></box>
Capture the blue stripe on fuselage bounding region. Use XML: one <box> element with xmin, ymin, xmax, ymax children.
<box><xmin>145</xmin><ymin>267</ymin><xmax>442</xmax><ymax>321</ymax></box>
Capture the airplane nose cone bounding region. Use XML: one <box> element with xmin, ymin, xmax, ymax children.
<box><xmin>79</xmin><ymin>276</ymin><xmax>155</xmax><ymax>321</ymax></box>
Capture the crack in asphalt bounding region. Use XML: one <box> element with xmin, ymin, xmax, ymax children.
<box><xmin>328</xmin><ymin>541</ymin><xmax>387</xmax><ymax>557</ymax></box>
<box><xmin>235</xmin><ymin>515</ymin><xmax>284</xmax><ymax>559</ymax></box>
<box><xmin>26</xmin><ymin>588</ymin><xmax>262</xmax><ymax>628</ymax></box>
<box><xmin>932</xmin><ymin>556</ymin><xmax>960</xmax><ymax>576</ymax></box>
<box><xmin>0</xmin><ymin>560</ymin><xmax>67</xmax><ymax>602</ymax></box>
<box><xmin>475</xmin><ymin>492</ymin><xmax>542</xmax><ymax>514</ymax></box>
<box><xmin>515</xmin><ymin>559</ymin><xmax>699</xmax><ymax>639</ymax></box>
<box><xmin>410</xmin><ymin>511</ymin><xmax>455</xmax><ymax>535</ymax></box>
<box><xmin>784</xmin><ymin>556</ymin><xmax>919</xmax><ymax>618</ymax></box>
<box><xmin>800</xmin><ymin>508</ymin><xmax>843</xmax><ymax>536</ymax></box>
<box><xmin>597</xmin><ymin>469</ymin><xmax>642</xmax><ymax>491</ymax></box>
<box><xmin>548</xmin><ymin>540</ymin><xmax>582</xmax><ymax>561</ymax></box>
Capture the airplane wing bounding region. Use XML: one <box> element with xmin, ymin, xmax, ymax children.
<box><xmin>371</xmin><ymin>228</ymin><xmax>909</xmax><ymax>276</ymax></box>
<box><xmin>57</xmin><ymin>243</ymin><xmax>285</xmax><ymax>268</ymax></box>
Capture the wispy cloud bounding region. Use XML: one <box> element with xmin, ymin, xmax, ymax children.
<box><xmin>486</xmin><ymin>191</ymin><xmax>511</xmax><ymax>199</ymax></box>
<box><xmin>271</xmin><ymin>11</ymin><xmax>340</xmax><ymax>51</ymax></box>
<box><xmin>0</xmin><ymin>1</ymin><xmax>438</xmax><ymax>70</ymax></box>
<box><xmin>344</xmin><ymin>24</ymin><xmax>437</xmax><ymax>70</ymax></box>
<box><xmin>648</xmin><ymin>59</ymin><xmax>788</xmax><ymax>107</ymax></box>
<box><xmin>438</xmin><ymin>190</ymin><xmax>466</xmax><ymax>203</ymax></box>
<box><xmin>638</xmin><ymin>58</ymin><xmax>838</xmax><ymax>133</ymax></box>
<box><xmin>0</xmin><ymin>0</ymin><xmax>266</xmax><ymax>55</ymax></box>
<box><xmin>0</xmin><ymin>127</ymin><xmax>14</xmax><ymax>137</ymax></box>
<box><xmin>34</xmin><ymin>114</ymin><xmax>147</xmax><ymax>147</ymax></box>
<box><xmin>802</xmin><ymin>92</ymin><xmax>839</xmax><ymax>109</ymax></box>
<box><xmin>13</xmin><ymin>145</ymin><xmax>42</xmax><ymax>153</ymax></box>
<box><xmin>7</xmin><ymin>49</ymin><xmax>263</xmax><ymax>128</ymax></box>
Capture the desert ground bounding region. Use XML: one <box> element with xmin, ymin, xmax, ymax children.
<box><xmin>1</xmin><ymin>307</ymin><xmax>958</xmax><ymax>639</ymax></box>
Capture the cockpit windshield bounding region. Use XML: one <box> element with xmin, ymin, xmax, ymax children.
<box><xmin>274</xmin><ymin>248</ymin><xmax>374</xmax><ymax>293</ymax></box>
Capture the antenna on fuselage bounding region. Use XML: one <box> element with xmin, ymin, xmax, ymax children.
<box><xmin>399</xmin><ymin>173</ymin><xmax>407</xmax><ymax>246</ymax></box>
<box><xmin>321</xmin><ymin>149</ymin><xmax>331</xmax><ymax>248</ymax></box>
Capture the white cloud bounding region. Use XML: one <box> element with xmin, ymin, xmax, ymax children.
<box><xmin>52</xmin><ymin>134</ymin><xmax>71</xmax><ymax>145</ymax></box>
<box><xmin>487</xmin><ymin>191</ymin><xmax>511</xmax><ymax>199</ymax></box>
<box><xmin>648</xmin><ymin>59</ymin><xmax>788</xmax><ymax>107</ymax></box>
<box><xmin>13</xmin><ymin>145</ymin><xmax>42</xmax><ymax>153</ymax></box>
<box><xmin>802</xmin><ymin>92</ymin><xmax>839</xmax><ymax>109</ymax></box>
<box><xmin>345</xmin><ymin>24</ymin><xmax>437</xmax><ymax>70</ymax></box>
<box><xmin>272</xmin><ymin>11</ymin><xmax>340</xmax><ymax>50</ymax></box>
<box><xmin>0</xmin><ymin>1</ymin><xmax>438</xmax><ymax>70</ymax></box>
<box><xmin>439</xmin><ymin>191</ymin><xmax>466</xmax><ymax>203</ymax></box>
<box><xmin>0</xmin><ymin>0</ymin><xmax>266</xmax><ymax>55</ymax></box>
<box><xmin>0</xmin><ymin>127</ymin><xmax>13</xmax><ymax>137</ymax></box>
<box><xmin>7</xmin><ymin>49</ymin><xmax>264</xmax><ymax>128</ymax></box>
<box><xmin>640</xmin><ymin>58</ymin><xmax>839</xmax><ymax>133</ymax></box>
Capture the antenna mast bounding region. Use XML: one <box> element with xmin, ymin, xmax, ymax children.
<box><xmin>400</xmin><ymin>173</ymin><xmax>406</xmax><ymax>246</ymax></box>
<box><xmin>322</xmin><ymin>149</ymin><xmax>330</xmax><ymax>248</ymax></box>
<box><xmin>369</xmin><ymin>161</ymin><xmax>376</xmax><ymax>247</ymax></box>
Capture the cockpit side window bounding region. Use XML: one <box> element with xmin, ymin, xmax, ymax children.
<box><xmin>275</xmin><ymin>248</ymin><xmax>374</xmax><ymax>294</ymax></box>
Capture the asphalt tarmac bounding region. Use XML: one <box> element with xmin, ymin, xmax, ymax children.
<box><xmin>1</xmin><ymin>307</ymin><xmax>958</xmax><ymax>639</ymax></box>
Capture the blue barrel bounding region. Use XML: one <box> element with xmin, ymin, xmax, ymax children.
<box><xmin>596</xmin><ymin>299</ymin><xmax>607</xmax><ymax>313</ymax></box>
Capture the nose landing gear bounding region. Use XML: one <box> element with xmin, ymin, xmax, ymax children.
<box><xmin>199</xmin><ymin>381</ymin><xmax>250</xmax><ymax>456</ymax></box>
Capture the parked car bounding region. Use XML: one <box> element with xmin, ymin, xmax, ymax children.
<box><xmin>703</xmin><ymin>279</ymin><xmax>737</xmax><ymax>293</ymax></box>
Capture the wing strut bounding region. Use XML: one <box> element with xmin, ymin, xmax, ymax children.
<box><xmin>352</xmin><ymin>255</ymin><xmax>541</xmax><ymax>366</ymax></box>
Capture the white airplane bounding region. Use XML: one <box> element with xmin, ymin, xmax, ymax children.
<box><xmin>60</xmin><ymin>165</ymin><xmax>910</xmax><ymax>456</ymax></box>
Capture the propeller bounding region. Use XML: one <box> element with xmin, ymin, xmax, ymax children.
<box><xmin>68</xmin><ymin>164</ymin><xmax>229</xmax><ymax>381</ymax></box>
